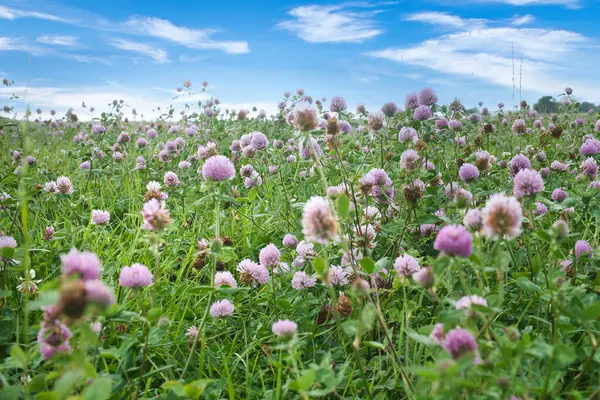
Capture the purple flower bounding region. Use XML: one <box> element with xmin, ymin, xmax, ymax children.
<box><xmin>38</xmin><ymin>321</ymin><xmax>72</xmax><ymax>360</ymax></box>
<box><xmin>146</xmin><ymin>128</ymin><xmax>158</xmax><ymax>139</ymax></box>
<box><xmin>393</xmin><ymin>254</ymin><xmax>420</xmax><ymax>277</ymax></box>
<box><xmin>164</xmin><ymin>171</ymin><xmax>180</xmax><ymax>187</ymax></box>
<box><xmin>413</xmin><ymin>105</ymin><xmax>432</xmax><ymax>121</ymax></box>
<box><xmin>237</xmin><ymin>259</ymin><xmax>269</xmax><ymax>286</ymax></box>
<box><xmin>580</xmin><ymin>138</ymin><xmax>600</xmax><ymax>156</ymax></box>
<box><xmin>463</xmin><ymin>209</ymin><xmax>483</xmax><ymax>231</ymax></box>
<box><xmin>482</xmin><ymin>194</ymin><xmax>523</xmax><ymax>239</ymax></box>
<box><xmin>565</xmin><ymin>87</ymin><xmax>573</xmax><ymax>95</ymax></box>
<box><xmin>575</xmin><ymin>240</ymin><xmax>592</xmax><ymax>259</ymax></box>
<box><xmin>533</xmin><ymin>202</ymin><xmax>548</xmax><ymax>216</ymax></box>
<box><xmin>202</xmin><ymin>155</ymin><xmax>235</xmax><ymax>181</ymax></box>
<box><xmin>250</xmin><ymin>132</ymin><xmax>269</xmax><ymax>150</ymax></box>
<box><xmin>509</xmin><ymin>154</ymin><xmax>531</xmax><ymax>177</ymax></box>
<box><xmin>459</xmin><ymin>163</ymin><xmax>479</xmax><ymax>182</ymax></box>
<box><xmin>210</xmin><ymin>299</ymin><xmax>234</xmax><ymax>318</ymax></box>
<box><xmin>215</xmin><ymin>271</ymin><xmax>237</xmax><ymax>288</ymax></box>
<box><xmin>448</xmin><ymin>120</ymin><xmax>462</xmax><ymax>131</ymax></box>
<box><xmin>582</xmin><ymin>158</ymin><xmax>598</xmax><ymax>177</ymax></box>
<box><xmin>259</xmin><ymin>244</ymin><xmax>281</xmax><ymax>267</ymax></box>
<box><xmin>300</xmin><ymin>138</ymin><xmax>323</xmax><ymax>160</ymax></box>
<box><xmin>368</xmin><ymin>111</ymin><xmax>386</xmax><ymax>131</ymax></box>
<box><xmin>327</xmin><ymin>265</ymin><xmax>349</xmax><ymax>286</ymax></box>
<box><xmin>60</xmin><ymin>248</ymin><xmax>101</xmax><ymax>281</ymax></box>
<box><xmin>443</xmin><ymin>327</ymin><xmax>481</xmax><ymax>364</ymax></box>
<box><xmin>513</xmin><ymin>169</ymin><xmax>544</xmax><ymax>197</ymax></box>
<box><xmin>551</xmin><ymin>188</ymin><xmax>568</xmax><ymax>202</ymax></box>
<box><xmin>405</xmin><ymin>92</ymin><xmax>419</xmax><ymax>109</ymax></box>
<box><xmin>381</xmin><ymin>102</ymin><xmax>398</xmax><ymax>118</ymax></box>
<box><xmin>436</xmin><ymin>118</ymin><xmax>448</xmax><ymax>130</ymax></box>
<box><xmin>119</xmin><ymin>263</ymin><xmax>153</xmax><ymax>288</ymax></box>
<box><xmin>456</xmin><ymin>294</ymin><xmax>487</xmax><ymax>310</ymax></box>
<box><xmin>302</xmin><ymin>196</ymin><xmax>337</xmax><ymax>244</ymax></box>
<box><xmin>418</xmin><ymin>87</ymin><xmax>438</xmax><ymax>106</ymax></box>
<box><xmin>84</xmin><ymin>280</ymin><xmax>115</xmax><ymax>308</ymax></box>
<box><xmin>91</xmin><ymin>210</ymin><xmax>110</xmax><ymax>225</ymax></box>
<box><xmin>141</xmin><ymin>199</ymin><xmax>171</xmax><ymax>231</ymax></box>
<box><xmin>434</xmin><ymin>225</ymin><xmax>473</xmax><ymax>257</ymax></box>
<box><xmin>400</xmin><ymin>149</ymin><xmax>420</xmax><ymax>171</ymax></box>
<box><xmin>469</xmin><ymin>113</ymin><xmax>482</xmax><ymax>123</ymax></box>
<box><xmin>512</xmin><ymin>119</ymin><xmax>526</xmax><ymax>135</ymax></box>
<box><xmin>56</xmin><ymin>176</ymin><xmax>73</xmax><ymax>195</ymax></box>
<box><xmin>272</xmin><ymin>319</ymin><xmax>297</xmax><ymax>337</ymax></box>
<box><xmin>283</xmin><ymin>234</ymin><xmax>298</xmax><ymax>249</ymax></box>
<box><xmin>330</xmin><ymin>96</ymin><xmax>347</xmax><ymax>113</ymax></box>
<box><xmin>91</xmin><ymin>124</ymin><xmax>106</xmax><ymax>134</ymax></box>
<box><xmin>595</xmin><ymin>120</ymin><xmax>600</xmax><ymax>132</ymax></box>
<box><xmin>551</xmin><ymin>161</ymin><xmax>569</xmax><ymax>172</ymax></box>
<box><xmin>430</xmin><ymin>323</ymin><xmax>445</xmax><ymax>344</ymax></box>
<box><xmin>398</xmin><ymin>127</ymin><xmax>418</xmax><ymax>143</ymax></box>
<box><xmin>291</xmin><ymin>271</ymin><xmax>316</xmax><ymax>290</ymax></box>
<box><xmin>412</xmin><ymin>266</ymin><xmax>434</xmax><ymax>288</ymax></box>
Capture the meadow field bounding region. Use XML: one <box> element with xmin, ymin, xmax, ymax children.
<box><xmin>1</xmin><ymin>82</ymin><xmax>600</xmax><ymax>399</ymax></box>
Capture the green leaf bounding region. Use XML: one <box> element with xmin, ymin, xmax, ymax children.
<box><xmin>312</xmin><ymin>257</ymin><xmax>327</xmax><ymax>277</ymax></box>
<box><xmin>25</xmin><ymin>290</ymin><xmax>59</xmax><ymax>311</ymax></box>
<box><xmin>162</xmin><ymin>381</ymin><xmax>186</xmax><ymax>397</ymax></box>
<box><xmin>359</xmin><ymin>257</ymin><xmax>375</xmax><ymax>274</ymax></box>
<box><xmin>0</xmin><ymin>386</ymin><xmax>22</xmax><ymax>400</ymax></box>
<box><xmin>288</xmin><ymin>369</ymin><xmax>316</xmax><ymax>392</ymax></box>
<box><xmin>583</xmin><ymin>302</ymin><xmax>600</xmax><ymax>321</ymax></box>
<box><xmin>364</xmin><ymin>341</ymin><xmax>386</xmax><ymax>350</ymax></box>
<box><xmin>147</xmin><ymin>307</ymin><xmax>163</xmax><ymax>322</ymax></box>
<box><xmin>10</xmin><ymin>345</ymin><xmax>27</xmax><ymax>368</ymax></box>
<box><xmin>27</xmin><ymin>373</ymin><xmax>47</xmax><ymax>392</ymax></box>
<box><xmin>1</xmin><ymin>247</ymin><xmax>15</xmax><ymax>259</ymax></box>
<box><xmin>405</xmin><ymin>328</ymin><xmax>438</xmax><ymax>346</ymax></box>
<box><xmin>54</xmin><ymin>371</ymin><xmax>80</xmax><ymax>400</ymax></box>
<box><xmin>337</xmin><ymin>194</ymin><xmax>350</xmax><ymax>219</ymax></box>
<box><xmin>415</xmin><ymin>215</ymin><xmax>441</xmax><ymax>225</ymax></box>
<box><xmin>375</xmin><ymin>257</ymin><xmax>390</xmax><ymax>272</ymax></box>
<box><xmin>248</xmin><ymin>187</ymin><xmax>258</xmax><ymax>201</ymax></box>
<box><xmin>183</xmin><ymin>380</ymin><xmax>213</xmax><ymax>399</ymax></box>
<box><xmin>515</xmin><ymin>277</ymin><xmax>541</xmax><ymax>293</ymax></box>
<box><xmin>82</xmin><ymin>377</ymin><xmax>112</xmax><ymax>400</ymax></box>
<box><xmin>360</xmin><ymin>303</ymin><xmax>376</xmax><ymax>331</ymax></box>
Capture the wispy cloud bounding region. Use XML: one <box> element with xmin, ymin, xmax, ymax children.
<box><xmin>510</xmin><ymin>14</ymin><xmax>535</xmax><ymax>26</ymax></box>
<box><xmin>277</xmin><ymin>4</ymin><xmax>385</xmax><ymax>43</ymax></box>
<box><xmin>366</xmin><ymin>12</ymin><xmax>599</xmax><ymax>100</ymax></box>
<box><xmin>0</xmin><ymin>5</ymin><xmax>72</xmax><ymax>22</ymax></box>
<box><xmin>473</xmin><ymin>0</ymin><xmax>580</xmax><ymax>7</ymax></box>
<box><xmin>124</xmin><ymin>16</ymin><xmax>249</xmax><ymax>54</ymax></box>
<box><xmin>404</xmin><ymin>12</ymin><xmax>486</xmax><ymax>29</ymax></box>
<box><xmin>110</xmin><ymin>38</ymin><xmax>169</xmax><ymax>64</ymax></box>
<box><xmin>36</xmin><ymin>35</ymin><xmax>79</xmax><ymax>46</ymax></box>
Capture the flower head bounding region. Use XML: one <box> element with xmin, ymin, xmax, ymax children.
<box><xmin>259</xmin><ymin>244</ymin><xmax>281</xmax><ymax>267</ymax></box>
<box><xmin>141</xmin><ymin>199</ymin><xmax>171</xmax><ymax>231</ymax></box>
<box><xmin>214</xmin><ymin>271</ymin><xmax>237</xmax><ymax>288</ymax></box>
<box><xmin>418</xmin><ymin>87</ymin><xmax>437</xmax><ymax>106</ymax></box>
<box><xmin>394</xmin><ymin>254</ymin><xmax>420</xmax><ymax>277</ymax></box>
<box><xmin>202</xmin><ymin>155</ymin><xmax>235</xmax><ymax>181</ymax></box>
<box><xmin>459</xmin><ymin>163</ymin><xmax>479</xmax><ymax>182</ymax></box>
<box><xmin>60</xmin><ymin>248</ymin><xmax>101</xmax><ymax>281</ymax></box>
<box><xmin>272</xmin><ymin>319</ymin><xmax>297</xmax><ymax>337</ymax></box>
<box><xmin>237</xmin><ymin>259</ymin><xmax>269</xmax><ymax>286</ymax></box>
<box><xmin>119</xmin><ymin>264</ymin><xmax>153</xmax><ymax>288</ymax></box>
<box><xmin>482</xmin><ymin>194</ymin><xmax>523</xmax><ymax>239</ymax></box>
<box><xmin>443</xmin><ymin>327</ymin><xmax>481</xmax><ymax>364</ymax></box>
<box><xmin>513</xmin><ymin>169</ymin><xmax>544</xmax><ymax>197</ymax></box>
<box><xmin>302</xmin><ymin>196</ymin><xmax>337</xmax><ymax>244</ymax></box>
<box><xmin>91</xmin><ymin>210</ymin><xmax>110</xmax><ymax>225</ymax></box>
<box><xmin>291</xmin><ymin>271</ymin><xmax>316</xmax><ymax>290</ymax></box>
<box><xmin>434</xmin><ymin>225</ymin><xmax>473</xmax><ymax>257</ymax></box>
<box><xmin>413</xmin><ymin>105</ymin><xmax>432</xmax><ymax>121</ymax></box>
<box><xmin>210</xmin><ymin>299</ymin><xmax>234</xmax><ymax>318</ymax></box>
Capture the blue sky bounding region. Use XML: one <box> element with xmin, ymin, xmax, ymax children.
<box><xmin>1</xmin><ymin>0</ymin><xmax>599</xmax><ymax>119</ymax></box>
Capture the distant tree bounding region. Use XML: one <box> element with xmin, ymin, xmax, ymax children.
<box><xmin>534</xmin><ymin>96</ymin><xmax>559</xmax><ymax>114</ymax></box>
<box><xmin>465</xmin><ymin>107</ymin><xmax>478</xmax><ymax>114</ymax></box>
<box><xmin>579</xmin><ymin>102</ymin><xmax>596</xmax><ymax>112</ymax></box>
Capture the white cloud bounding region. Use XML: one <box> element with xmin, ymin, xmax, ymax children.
<box><xmin>510</xmin><ymin>14</ymin><xmax>535</xmax><ymax>26</ymax></box>
<box><xmin>36</xmin><ymin>35</ymin><xmax>79</xmax><ymax>46</ymax></box>
<box><xmin>110</xmin><ymin>38</ymin><xmax>169</xmax><ymax>64</ymax></box>
<box><xmin>277</xmin><ymin>4</ymin><xmax>384</xmax><ymax>43</ymax></box>
<box><xmin>404</xmin><ymin>12</ymin><xmax>486</xmax><ymax>29</ymax></box>
<box><xmin>0</xmin><ymin>5</ymin><xmax>72</xmax><ymax>22</ymax></box>
<box><xmin>0</xmin><ymin>36</ymin><xmax>111</xmax><ymax>65</ymax></box>
<box><xmin>366</xmin><ymin>15</ymin><xmax>599</xmax><ymax>101</ymax></box>
<box><xmin>124</xmin><ymin>16</ymin><xmax>249</xmax><ymax>54</ymax></box>
<box><xmin>475</xmin><ymin>0</ymin><xmax>580</xmax><ymax>7</ymax></box>
<box><xmin>0</xmin><ymin>83</ymin><xmax>279</xmax><ymax>120</ymax></box>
